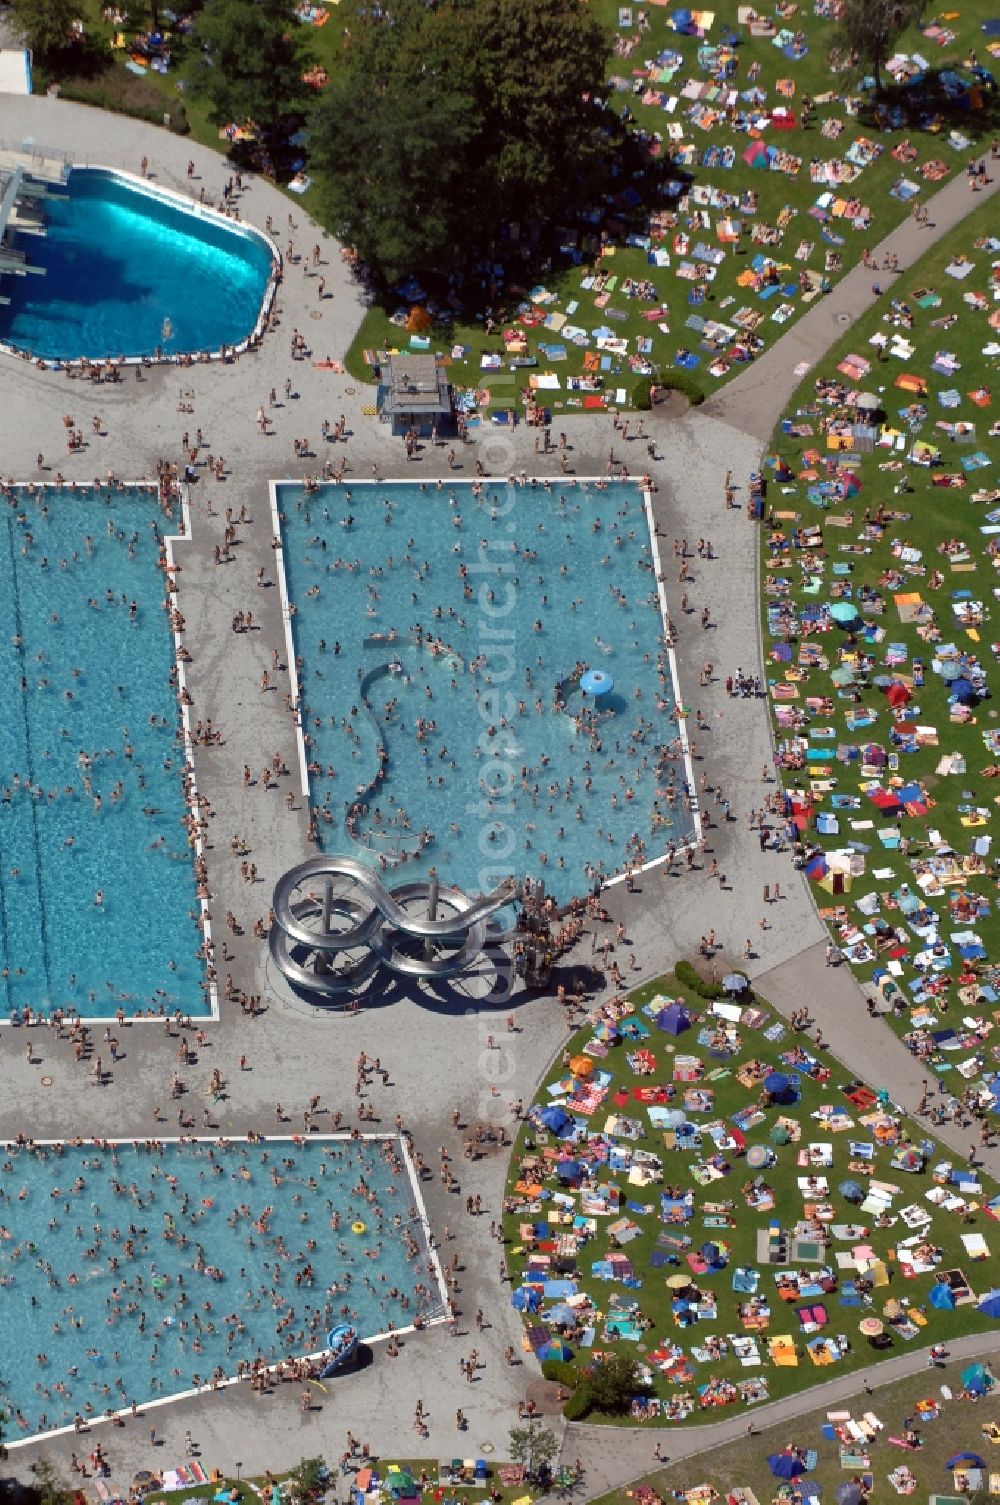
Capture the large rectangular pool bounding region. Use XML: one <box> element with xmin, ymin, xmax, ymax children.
<box><xmin>0</xmin><ymin>485</ymin><xmax>209</xmax><ymax>1018</ymax></box>
<box><xmin>275</xmin><ymin>478</ymin><xmax>694</xmax><ymax>902</ymax></box>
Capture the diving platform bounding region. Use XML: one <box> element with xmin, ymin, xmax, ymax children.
<box><xmin>0</xmin><ymin>154</ymin><xmax>65</xmax><ymax>296</ymax></box>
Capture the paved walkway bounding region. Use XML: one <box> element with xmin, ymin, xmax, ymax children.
<box><xmin>703</xmin><ymin>160</ymin><xmax>1000</xmax><ymax>440</ymax></box>
<box><xmin>0</xmin><ymin>95</ymin><xmax>994</xmax><ymax>1486</ymax></box>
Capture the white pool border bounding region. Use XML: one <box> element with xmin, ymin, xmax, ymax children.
<box><xmin>0</xmin><ymin>1131</ymin><xmax>448</xmax><ymax>1450</ymax></box>
<box><xmin>0</xmin><ymin>480</ymin><xmax>218</xmax><ymax>1026</ymax></box>
<box><xmin>268</xmin><ymin>475</ymin><xmax>701</xmax><ymax>895</ymax></box>
<box><xmin>0</xmin><ymin>161</ymin><xmax>281</xmax><ymax>369</ymax></box>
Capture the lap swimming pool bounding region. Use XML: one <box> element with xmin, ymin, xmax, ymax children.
<box><xmin>0</xmin><ymin>167</ymin><xmax>275</xmax><ymax>362</ymax></box>
<box><xmin>0</xmin><ymin>484</ymin><xmax>208</xmax><ymax>1018</ymax></box>
<box><xmin>0</xmin><ymin>1136</ymin><xmax>439</xmax><ymax>1440</ymax></box>
<box><xmin>275</xmin><ymin>478</ymin><xmax>695</xmax><ymax>902</ymax></box>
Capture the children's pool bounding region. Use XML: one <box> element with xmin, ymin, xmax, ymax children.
<box><xmin>277</xmin><ymin>479</ymin><xmax>693</xmax><ymax>901</ymax></box>
<box><xmin>0</xmin><ymin>485</ymin><xmax>207</xmax><ymax>1018</ymax></box>
<box><xmin>0</xmin><ymin>168</ymin><xmax>274</xmax><ymax>361</ymax></box>
<box><xmin>0</xmin><ymin>1137</ymin><xmax>437</xmax><ymax>1438</ymax></box>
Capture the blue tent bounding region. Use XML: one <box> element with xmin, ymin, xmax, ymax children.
<box><xmin>511</xmin><ymin>1286</ymin><xmax>540</xmax><ymax>1312</ymax></box>
<box><xmin>977</xmin><ymin>1290</ymin><xmax>1000</xmax><ymax>1318</ymax></box>
<box><xmin>929</xmin><ymin>1283</ymin><xmax>956</xmax><ymax>1310</ymax></box>
<box><xmin>656</xmin><ymin>1002</ymin><xmax>691</xmax><ymax>1035</ymax></box>
<box><xmin>538</xmin><ymin>1339</ymin><xmax>573</xmax><ymax>1362</ymax></box>
<box><xmin>556</xmin><ymin>1159</ymin><xmax>584</xmax><ymax>1184</ymax></box>
<box><xmin>547</xmin><ymin>1303</ymin><xmax>577</xmax><ymax>1327</ymax></box>
<box><xmin>768</xmin><ymin>1455</ymin><xmax>806</xmax><ymax>1480</ymax></box>
<box><xmin>946</xmin><ymin>1454</ymin><xmax>987</xmax><ymax>1471</ymax></box>
<box><xmin>961</xmin><ymin>1363</ymin><xmax>991</xmax><ymax>1395</ymax></box>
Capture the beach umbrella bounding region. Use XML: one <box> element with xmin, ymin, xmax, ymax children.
<box><xmin>952</xmin><ymin>677</ymin><xmax>977</xmax><ymax>703</ymax></box>
<box><xmin>569</xmin><ymin>1054</ymin><xmax>594</xmax><ymax>1077</ymax></box>
<box><xmin>838</xmin><ymin>1179</ymin><xmax>864</xmax><ymax>1203</ymax></box>
<box><xmin>928</xmin><ymin>1283</ymin><xmax>955</xmax><ymax>1310</ymax></box>
<box><xmin>764</xmin><ymin>1071</ymin><xmax>793</xmax><ymax>1101</ymax></box>
<box><xmin>723</xmin><ymin>973</ymin><xmax>748</xmax><ymax>993</ymax></box>
<box><xmin>768</xmin><ymin>1455</ymin><xmax>806</xmax><ymax>1480</ymax></box>
<box><xmin>937</xmin><ymin>659</ymin><xmax>962</xmax><ymax>681</ymax></box>
<box><xmin>828</xmin><ymin>602</ymin><xmax>859</xmax><ymax>624</ymax></box>
<box><xmin>859</xmin><ymin>1317</ymin><xmax>883</xmax><ymax>1336</ymax></box>
<box><xmin>667</xmin><ymin>1273</ymin><xmax>693</xmax><ymax>1289</ymax></box>
<box><xmin>581</xmin><ymin>669</ymin><xmax>614</xmax><ymax>696</ymax></box>
<box><xmin>977</xmin><ymin>1290</ymin><xmax>1000</xmax><ymax>1318</ymax></box>
<box><xmin>663</xmin><ymin>1108</ymin><xmax>688</xmax><ymax>1128</ymax></box>
<box><xmin>547</xmin><ymin>1303</ymin><xmax>577</xmax><ymax>1327</ymax></box>
<box><xmin>835</xmin><ymin>1486</ymin><xmax>862</xmax><ymax>1505</ymax></box>
<box><xmin>511</xmin><ymin>1286</ymin><xmax>540</xmax><ymax>1312</ymax></box>
<box><xmin>886</xmin><ymin>681</ymin><xmax>911</xmax><ymax>708</ymax></box>
<box><xmin>538</xmin><ymin>1104</ymin><xmax>569</xmax><ymax>1133</ymax></box>
<box><xmin>770</xmin><ymin>1125</ymin><xmax>791</xmax><ymax>1145</ymax></box>
<box><xmin>830</xmin><ymin>665</ymin><xmax>855</xmax><ymax>686</ymax></box>
<box><xmin>556</xmin><ymin>1159</ymin><xmax>584</xmax><ymax>1184</ymax></box>
<box><xmin>947</xmin><ymin>1454</ymin><xmax>987</xmax><ymax>1471</ymax></box>
<box><xmin>747</xmin><ymin>1145</ymin><xmax>769</xmax><ymax>1168</ymax></box>
<box><xmin>538</xmin><ymin>1338</ymin><xmax>573</xmax><ymax>1362</ymax></box>
<box><xmin>743</xmin><ymin>141</ymin><xmax>769</xmax><ymax>167</ymax></box>
<box><xmin>593</xmin><ymin>1019</ymin><xmax>619</xmax><ymax>1042</ymax></box>
<box><xmin>961</xmin><ymin>1363</ymin><xmax>990</xmax><ymax>1394</ymax></box>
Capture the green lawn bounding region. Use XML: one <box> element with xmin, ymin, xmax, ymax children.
<box><xmin>589</xmin><ymin>1368</ymin><xmax>1000</xmax><ymax>1505</ymax></box>
<box><xmin>757</xmin><ymin>191</ymin><xmax>1000</xmax><ymax>1077</ymax></box>
<box><xmin>503</xmin><ymin>970</ymin><xmax>998</xmax><ymax>1426</ymax></box>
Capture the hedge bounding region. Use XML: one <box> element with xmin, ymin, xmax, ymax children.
<box><xmin>673</xmin><ymin>959</ymin><xmax>724</xmax><ymax>999</ymax></box>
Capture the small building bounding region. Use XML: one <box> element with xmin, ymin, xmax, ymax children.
<box><xmin>377</xmin><ymin>353</ymin><xmax>452</xmax><ymax>438</ymax></box>
<box><xmin>0</xmin><ymin>50</ymin><xmax>32</xmax><ymax>96</ymax></box>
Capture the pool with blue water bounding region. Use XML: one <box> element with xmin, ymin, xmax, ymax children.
<box><xmin>0</xmin><ymin>1136</ymin><xmax>434</xmax><ymax>1437</ymax></box>
<box><xmin>0</xmin><ymin>485</ymin><xmax>207</xmax><ymax>1018</ymax></box>
<box><xmin>277</xmin><ymin>479</ymin><xmax>692</xmax><ymax>901</ymax></box>
<box><xmin>0</xmin><ymin>168</ymin><xmax>274</xmax><ymax>361</ymax></box>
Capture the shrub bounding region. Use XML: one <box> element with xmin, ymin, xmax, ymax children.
<box><xmin>562</xmin><ymin>1385</ymin><xmax>592</xmax><ymax>1420</ymax></box>
<box><xmin>632</xmin><ymin>377</ymin><xmax>653</xmax><ymax>410</ymax></box>
<box><xmin>674</xmin><ymin>959</ymin><xmax>723</xmax><ymax>1000</ymax></box>
<box><xmin>540</xmin><ymin>1357</ymin><xmax>579</xmax><ymax>1387</ymax></box>
<box><xmin>657</xmin><ymin>371</ymin><xmax>705</xmax><ymax>405</ymax></box>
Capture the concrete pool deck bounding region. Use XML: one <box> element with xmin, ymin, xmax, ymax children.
<box><xmin>0</xmin><ymin>93</ymin><xmax>996</xmax><ymax>1486</ymax></box>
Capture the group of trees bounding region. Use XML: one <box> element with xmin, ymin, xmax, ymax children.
<box><xmin>7</xmin><ymin>0</ymin><xmax>932</xmax><ymax>285</ymax></box>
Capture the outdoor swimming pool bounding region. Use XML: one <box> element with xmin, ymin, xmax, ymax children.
<box><xmin>0</xmin><ymin>485</ymin><xmax>207</xmax><ymax>1018</ymax></box>
<box><xmin>276</xmin><ymin>479</ymin><xmax>694</xmax><ymax>901</ymax></box>
<box><xmin>0</xmin><ymin>168</ymin><xmax>274</xmax><ymax>361</ymax></box>
<box><xmin>0</xmin><ymin>1136</ymin><xmax>437</xmax><ymax>1438</ymax></box>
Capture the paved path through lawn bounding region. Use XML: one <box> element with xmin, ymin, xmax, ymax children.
<box><xmin>703</xmin><ymin>160</ymin><xmax>1000</xmax><ymax>441</ymax></box>
<box><xmin>567</xmin><ymin>1330</ymin><xmax>1000</xmax><ymax>1498</ymax></box>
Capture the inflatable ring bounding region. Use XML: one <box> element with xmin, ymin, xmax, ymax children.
<box><xmin>201</xmin><ymin>1199</ymin><xmax>213</xmax><ymax>1208</ymax></box>
<box><xmin>352</xmin><ymin>1221</ymin><xmax>366</xmax><ymax>1235</ymax></box>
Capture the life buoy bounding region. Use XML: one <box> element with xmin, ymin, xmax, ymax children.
<box><xmin>352</xmin><ymin>1221</ymin><xmax>366</xmax><ymax>1235</ymax></box>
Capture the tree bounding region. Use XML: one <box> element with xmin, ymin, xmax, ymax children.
<box><xmin>187</xmin><ymin>0</ymin><xmax>309</xmax><ymax>145</ymax></box>
<box><xmin>28</xmin><ymin>1461</ymin><xmax>75</xmax><ymax>1505</ymax></box>
<box><xmin>833</xmin><ymin>0</ymin><xmax>927</xmax><ymax>90</ymax></box>
<box><xmin>508</xmin><ymin>1423</ymin><xmax>560</xmax><ymax>1478</ymax></box>
<box><xmin>7</xmin><ymin>0</ymin><xmax>84</xmax><ymax>62</ymax></box>
<box><xmin>309</xmin><ymin>0</ymin><xmax>610</xmax><ymax>287</ymax></box>
<box><xmin>583</xmin><ymin>1352</ymin><xmax>643</xmax><ymax>1415</ymax></box>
